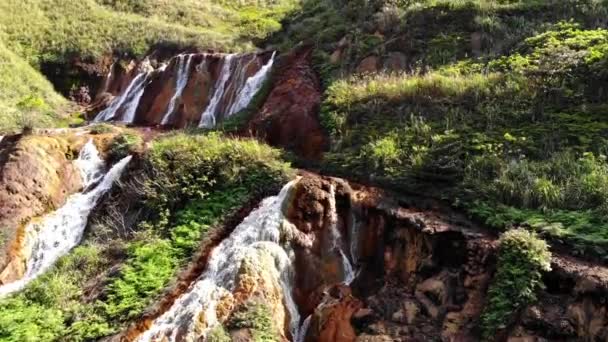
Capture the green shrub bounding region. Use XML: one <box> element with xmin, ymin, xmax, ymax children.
<box><xmin>104</xmin><ymin>238</ymin><xmax>177</xmax><ymax>320</ymax></box>
<box><xmin>144</xmin><ymin>133</ymin><xmax>291</xmax><ymax>219</ymax></box>
<box><xmin>480</xmin><ymin>229</ymin><xmax>551</xmax><ymax>340</ymax></box>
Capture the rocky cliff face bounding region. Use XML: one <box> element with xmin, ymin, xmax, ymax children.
<box><xmin>247</xmin><ymin>46</ymin><xmax>325</xmax><ymax>159</ymax></box>
<box><xmin>90</xmin><ymin>51</ymin><xmax>275</xmax><ymax>128</ymax></box>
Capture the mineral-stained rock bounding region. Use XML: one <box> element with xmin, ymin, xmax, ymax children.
<box><xmin>0</xmin><ymin>134</ymin><xmax>85</xmax><ymax>284</ymax></box>
<box><xmin>306</xmin><ymin>285</ymin><xmax>363</xmax><ymax>342</ymax></box>
<box><xmin>247</xmin><ymin>45</ymin><xmax>325</xmax><ymax>159</ymax></box>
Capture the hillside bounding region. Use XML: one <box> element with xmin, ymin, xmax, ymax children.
<box><xmin>0</xmin><ymin>1</ymin><xmax>608</xmax><ymax>342</ymax></box>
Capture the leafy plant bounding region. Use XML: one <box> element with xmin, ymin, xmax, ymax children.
<box><xmin>480</xmin><ymin>229</ymin><xmax>551</xmax><ymax>340</ymax></box>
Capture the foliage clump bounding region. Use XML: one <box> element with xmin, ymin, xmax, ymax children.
<box><xmin>480</xmin><ymin>230</ymin><xmax>551</xmax><ymax>340</ymax></box>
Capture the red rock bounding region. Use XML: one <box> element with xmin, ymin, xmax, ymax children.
<box><xmin>247</xmin><ymin>45</ymin><xmax>325</xmax><ymax>159</ymax></box>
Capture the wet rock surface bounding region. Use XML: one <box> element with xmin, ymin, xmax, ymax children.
<box><xmin>90</xmin><ymin>51</ymin><xmax>274</xmax><ymax>127</ymax></box>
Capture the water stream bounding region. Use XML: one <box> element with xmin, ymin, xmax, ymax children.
<box><xmin>0</xmin><ymin>140</ymin><xmax>132</xmax><ymax>297</ymax></box>
<box><xmin>199</xmin><ymin>54</ymin><xmax>235</xmax><ymax>128</ymax></box>
<box><xmin>161</xmin><ymin>54</ymin><xmax>194</xmax><ymax>125</ymax></box>
<box><xmin>94</xmin><ymin>71</ymin><xmax>149</xmax><ymax>123</ymax></box>
<box><xmin>137</xmin><ymin>180</ymin><xmax>301</xmax><ymax>341</ymax></box>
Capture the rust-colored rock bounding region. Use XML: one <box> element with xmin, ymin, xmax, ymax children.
<box><xmin>247</xmin><ymin>46</ymin><xmax>325</xmax><ymax>159</ymax></box>
<box><xmin>305</xmin><ymin>285</ymin><xmax>363</xmax><ymax>342</ymax></box>
<box><xmin>0</xmin><ymin>134</ymin><xmax>85</xmax><ymax>283</ymax></box>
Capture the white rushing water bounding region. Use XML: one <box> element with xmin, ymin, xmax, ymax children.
<box><xmin>94</xmin><ymin>70</ymin><xmax>149</xmax><ymax>123</ymax></box>
<box><xmin>199</xmin><ymin>54</ymin><xmax>235</xmax><ymax>128</ymax></box>
<box><xmin>137</xmin><ymin>180</ymin><xmax>302</xmax><ymax>342</ymax></box>
<box><xmin>161</xmin><ymin>54</ymin><xmax>194</xmax><ymax>125</ymax></box>
<box><xmin>296</xmin><ymin>315</ymin><xmax>312</xmax><ymax>342</ymax></box>
<box><xmin>328</xmin><ymin>185</ymin><xmax>356</xmax><ymax>285</ymax></box>
<box><xmin>227</xmin><ymin>51</ymin><xmax>276</xmax><ymax>116</ymax></box>
<box><xmin>0</xmin><ymin>141</ymin><xmax>132</xmax><ymax>297</ymax></box>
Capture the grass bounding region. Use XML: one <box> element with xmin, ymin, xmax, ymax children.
<box><xmin>0</xmin><ymin>40</ymin><xmax>66</xmax><ymax>133</ymax></box>
<box><xmin>270</xmin><ymin>0</ymin><xmax>608</xmax><ymax>84</ymax></box>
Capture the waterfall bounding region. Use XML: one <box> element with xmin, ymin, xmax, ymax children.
<box><xmin>0</xmin><ymin>142</ymin><xmax>132</xmax><ymax>297</ymax></box>
<box><xmin>198</xmin><ymin>54</ymin><xmax>235</xmax><ymax>128</ymax></box>
<box><xmin>349</xmin><ymin>210</ymin><xmax>359</xmax><ymax>267</ymax></box>
<box><xmin>161</xmin><ymin>54</ymin><xmax>194</xmax><ymax>125</ymax></box>
<box><xmin>296</xmin><ymin>315</ymin><xmax>312</xmax><ymax>342</ymax></box>
<box><xmin>94</xmin><ymin>72</ymin><xmax>148</xmax><ymax>123</ymax></box>
<box><xmin>100</xmin><ymin>62</ymin><xmax>115</xmax><ymax>94</ymax></box>
<box><xmin>328</xmin><ymin>185</ymin><xmax>356</xmax><ymax>285</ymax></box>
<box><xmin>75</xmin><ymin>139</ymin><xmax>105</xmax><ymax>187</ymax></box>
<box><xmin>227</xmin><ymin>51</ymin><xmax>276</xmax><ymax>116</ymax></box>
<box><xmin>137</xmin><ymin>180</ymin><xmax>302</xmax><ymax>342</ymax></box>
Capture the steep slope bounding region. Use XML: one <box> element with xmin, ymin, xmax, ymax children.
<box><xmin>0</xmin><ymin>40</ymin><xmax>66</xmax><ymax>132</ymax></box>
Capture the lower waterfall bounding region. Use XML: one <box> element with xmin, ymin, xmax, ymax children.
<box><xmin>136</xmin><ymin>180</ymin><xmax>302</xmax><ymax>342</ymax></box>
<box><xmin>0</xmin><ymin>141</ymin><xmax>132</xmax><ymax>297</ymax></box>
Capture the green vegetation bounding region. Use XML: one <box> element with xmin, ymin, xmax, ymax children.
<box><xmin>271</xmin><ymin>0</ymin><xmax>608</xmax><ymax>83</ymax></box>
<box><xmin>0</xmin><ymin>133</ymin><xmax>291</xmax><ymax>341</ymax></box>
<box><xmin>318</xmin><ymin>21</ymin><xmax>608</xmax><ymax>260</ymax></box>
<box><xmin>0</xmin><ymin>41</ymin><xmax>66</xmax><ymax>133</ymax></box>
<box><xmin>480</xmin><ymin>230</ymin><xmax>551</xmax><ymax>340</ymax></box>
<box><xmin>107</xmin><ymin>132</ymin><xmax>144</xmax><ymax>161</ymax></box>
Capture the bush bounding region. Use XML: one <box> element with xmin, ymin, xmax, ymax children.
<box><xmin>89</xmin><ymin>123</ymin><xmax>115</xmax><ymax>134</ymax></box>
<box><xmin>480</xmin><ymin>230</ymin><xmax>551</xmax><ymax>340</ymax></box>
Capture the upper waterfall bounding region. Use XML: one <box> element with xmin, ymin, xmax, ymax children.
<box><xmin>0</xmin><ymin>141</ymin><xmax>132</xmax><ymax>297</ymax></box>
<box><xmin>93</xmin><ymin>51</ymin><xmax>276</xmax><ymax>128</ymax></box>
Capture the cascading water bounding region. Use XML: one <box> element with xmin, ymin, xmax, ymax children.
<box><xmin>227</xmin><ymin>51</ymin><xmax>276</xmax><ymax>116</ymax></box>
<box><xmin>75</xmin><ymin>139</ymin><xmax>105</xmax><ymax>187</ymax></box>
<box><xmin>161</xmin><ymin>54</ymin><xmax>194</xmax><ymax>125</ymax></box>
<box><xmin>137</xmin><ymin>180</ymin><xmax>302</xmax><ymax>342</ymax></box>
<box><xmin>94</xmin><ymin>72</ymin><xmax>148</xmax><ymax>123</ymax></box>
<box><xmin>328</xmin><ymin>185</ymin><xmax>356</xmax><ymax>285</ymax></box>
<box><xmin>296</xmin><ymin>315</ymin><xmax>312</xmax><ymax>342</ymax></box>
<box><xmin>198</xmin><ymin>54</ymin><xmax>235</xmax><ymax>128</ymax></box>
<box><xmin>0</xmin><ymin>141</ymin><xmax>132</xmax><ymax>297</ymax></box>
